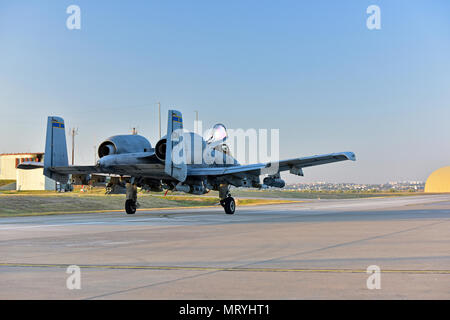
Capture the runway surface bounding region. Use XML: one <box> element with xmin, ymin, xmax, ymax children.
<box><xmin>1</xmin><ymin>194</ymin><xmax>449</xmax><ymax>299</ymax></box>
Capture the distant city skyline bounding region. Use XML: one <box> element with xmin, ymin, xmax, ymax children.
<box><xmin>1</xmin><ymin>1</ymin><xmax>449</xmax><ymax>184</ymax></box>
<box><xmin>285</xmin><ymin>181</ymin><xmax>425</xmax><ymax>192</ymax></box>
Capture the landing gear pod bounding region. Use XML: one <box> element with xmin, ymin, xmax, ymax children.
<box><xmin>263</xmin><ymin>176</ymin><xmax>286</xmax><ymax>188</ymax></box>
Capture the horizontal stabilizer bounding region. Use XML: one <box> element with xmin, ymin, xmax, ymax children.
<box><xmin>17</xmin><ymin>161</ymin><xmax>44</xmax><ymax>170</ymax></box>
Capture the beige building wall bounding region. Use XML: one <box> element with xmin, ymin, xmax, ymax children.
<box><xmin>0</xmin><ymin>155</ymin><xmax>19</xmax><ymax>180</ymax></box>
<box><xmin>0</xmin><ymin>153</ymin><xmax>52</xmax><ymax>191</ymax></box>
<box><xmin>16</xmin><ymin>168</ymin><xmax>56</xmax><ymax>191</ymax></box>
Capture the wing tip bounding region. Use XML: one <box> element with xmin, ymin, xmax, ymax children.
<box><xmin>343</xmin><ymin>152</ymin><xmax>356</xmax><ymax>161</ymax></box>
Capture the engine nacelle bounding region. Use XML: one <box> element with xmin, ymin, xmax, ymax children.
<box><xmin>155</xmin><ymin>138</ymin><xmax>167</xmax><ymax>161</ymax></box>
<box><xmin>98</xmin><ymin>135</ymin><xmax>152</xmax><ymax>158</ymax></box>
<box><xmin>263</xmin><ymin>177</ymin><xmax>286</xmax><ymax>188</ymax></box>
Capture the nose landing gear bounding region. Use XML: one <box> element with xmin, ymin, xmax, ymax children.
<box><xmin>125</xmin><ymin>182</ymin><xmax>139</xmax><ymax>214</ymax></box>
<box><xmin>125</xmin><ymin>199</ymin><xmax>137</xmax><ymax>214</ymax></box>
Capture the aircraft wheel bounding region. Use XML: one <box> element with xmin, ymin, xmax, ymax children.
<box><xmin>224</xmin><ymin>197</ymin><xmax>235</xmax><ymax>215</ymax></box>
<box><xmin>125</xmin><ymin>199</ymin><xmax>137</xmax><ymax>214</ymax></box>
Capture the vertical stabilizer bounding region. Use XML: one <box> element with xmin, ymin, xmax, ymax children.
<box><xmin>44</xmin><ymin>116</ymin><xmax>69</xmax><ymax>183</ymax></box>
<box><xmin>164</xmin><ymin>110</ymin><xmax>187</xmax><ymax>182</ymax></box>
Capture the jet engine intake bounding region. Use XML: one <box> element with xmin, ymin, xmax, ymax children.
<box><xmin>98</xmin><ymin>142</ymin><xmax>117</xmax><ymax>158</ymax></box>
<box><xmin>155</xmin><ymin>138</ymin><xmax>167</xmax><ymax>161</ymax></box>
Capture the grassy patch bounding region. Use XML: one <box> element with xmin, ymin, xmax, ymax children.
<box><xmin>0</xmin><ymin>194</ymin><xmax>213</xmax><ymax>215</ymax></box>
<box><xmin>0</xmin><ymin>180</ymin><xmax>15</xmax><ymax>187</ymax></box>
<box><xmin>0</xmin><ymin>187</ymin><xmax>426</xmax><ymax>217</ymax></box>
<box><xmin>0</xmin><ymin>193</ymin><xmax>298</xmax><ymax>217</ymax></box>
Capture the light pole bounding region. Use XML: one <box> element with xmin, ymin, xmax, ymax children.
<box><xmin>158</xmin><ymin>102</ymin><xmax>161</xmax><ymax>140</ymax></box>
<box><xmin>70</xmin><ymin>128</ymin><xmax>78</xmax><ymax>165</ymax></box>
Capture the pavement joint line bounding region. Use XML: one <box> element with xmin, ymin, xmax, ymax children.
<box><xmin>1</xmin><ymin>263</ymin><xmax>449</xmax><ymax>274</ymax></box>
<box><xmin>0</xmin><ymin>200</ymin><xmax>304</xmax><ymax>218</ymax></box>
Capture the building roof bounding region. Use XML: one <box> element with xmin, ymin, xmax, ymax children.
<box><xmin>0</xmin><ymin>152</ymin><xmax>44</xmax><ymax>156</ymax></box>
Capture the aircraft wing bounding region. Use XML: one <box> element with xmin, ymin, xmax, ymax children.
<box><xmin>187</xmin><ymin>152</ymin><xmax>356</xmax><ymax>176</ymax></box>
<box><xmin>45</xmin><ymin>164</ymin><xmax>169</xmax><ymax>178</ymax></box>
<box><xmin>277</xmin><ymin>151</ymin><xmax>356</xmax><ymax>171</ymax></box>
<box><xmin>18</xmin><ymin>152</ymin><xmax>355</xmax><ymax>178</ymax></box>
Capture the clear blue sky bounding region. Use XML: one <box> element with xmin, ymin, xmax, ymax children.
<box><xmin>1</xmin><ymin>1</ymin><xmax>449</xmax><ymax>183</ymax></box>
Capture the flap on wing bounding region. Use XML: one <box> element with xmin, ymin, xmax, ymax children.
<box><xmin>187</xmin><ymin>163</ymin><xmax>266</xmax><ymax>176</ymax></box>
<box><xmin>50</xmin><ymin>165</ymin><xmax>101</xmax><ymax>174</ymax></box>
<box><xmin>186</xmin><ymin>152</ymin><xmax>355</xmax><ymax>177</ymax></box>
<box><xmin>50</xmin><ymin>163</ymin><xmax>169</xmax><ymax>178</ymax></box>
<box><xmin>17</xmin><ymin>162</ymin><xmax>45</xmax><ymax>170</ymax></box>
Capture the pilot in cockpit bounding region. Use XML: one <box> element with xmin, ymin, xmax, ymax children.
<box><xmin>206</xmin><ymin>123</ymin><xmax>230</xmax><ymax>155</ymax></box>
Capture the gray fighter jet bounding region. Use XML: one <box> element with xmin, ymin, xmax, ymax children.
<box><xmin>19</xmin><ymin>110</ymin><xmax>356</xmax><ymax>215</ymax></box>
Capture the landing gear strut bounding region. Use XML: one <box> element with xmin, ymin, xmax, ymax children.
<box><xmin>125</xmin><ymin>182</ymin><xmax>139</xmax><ymax>214</ymax></box>
<box><xmin>219</xmin><ymin>184</ymin><xmax>235</xmax><ymax>215</ymax></box>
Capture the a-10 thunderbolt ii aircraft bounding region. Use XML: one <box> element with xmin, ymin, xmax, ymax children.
<box><xmin>19</xmin><ymin>110</ymin><xmax>356</xmax><ymax>215</ymax></box>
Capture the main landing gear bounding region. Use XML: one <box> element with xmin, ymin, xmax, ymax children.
<box><xmin>125</xmin><ymin>183</ymin><xmax>139</xmax><ymax>214</ymax></box>
<box><xmin>220</xmin><ymin>195</ymin><xmax>236</xmax><ymax>215</ymax></box>
<box><xmin>219</xmin><ymin>184</ymin><xmax>235</xmax><ymax>215</ymax></box>
<box><xmin>123</xmin><ymin>181</ymin><xmax>236</xmax><ymax>215</ymax></box>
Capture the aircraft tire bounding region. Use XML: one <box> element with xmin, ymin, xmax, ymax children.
<box><xmin>224</xmin><ymin>197</ymin><xmax>235</xmax><ymax>215</ymax></box>
<box><xmin>125</xmin><ymin>199</ymin><xmax>137</xmax><ymax>214</ymax></box>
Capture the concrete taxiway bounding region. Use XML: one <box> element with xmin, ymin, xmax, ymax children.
<box><xmin>0</xmin><ymin>194</ymin><xmax>449</xmax><ymax>299</ymax></box>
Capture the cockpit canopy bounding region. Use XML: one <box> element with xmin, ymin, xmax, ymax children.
<box><xmin>206</xmin><ymin>123</ymin><xmax>228</xmax><ymax>144</ymax></box>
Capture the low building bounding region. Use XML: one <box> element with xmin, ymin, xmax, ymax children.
<box><xmin>0</xmin><ymin>153</ymin><xmax>43</xmax><ymax>180</ymax></box>
<box><xmin>0</xmin><ymin>153</ymin><xmax>56</xmax><ymax>191</ymax></box>
<box><xmin>16</xmin><ymin>168</ymin><xmax>56</xmax><ymax>191</ymax></box>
